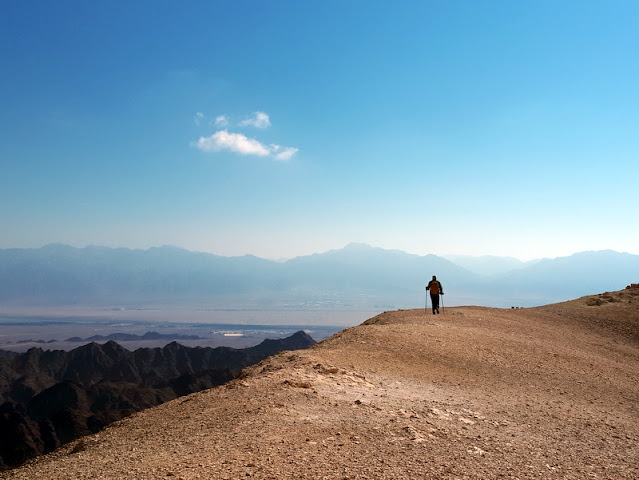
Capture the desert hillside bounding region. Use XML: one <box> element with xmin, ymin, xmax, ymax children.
<box><xmin>3</xmin><ymin>285</ymin><xmax>638</xmax><ymax>479</ymax></box>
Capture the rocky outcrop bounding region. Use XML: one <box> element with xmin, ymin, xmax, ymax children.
<box><xmin>0</xmin><ymin>331</ymin><xmax>315</xmax><ymax>470</ymax></box>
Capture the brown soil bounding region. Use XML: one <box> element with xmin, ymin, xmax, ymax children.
<box><xmin>3</xmin><ymin>286</ymin><xmax>639</xmax><ymax>479</ymax></box>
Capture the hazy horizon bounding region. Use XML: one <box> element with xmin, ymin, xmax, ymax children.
<box><xmin>0</xmin><ymin>241</ymin><xmax>634</xmax><ymax>264</ymax></box>
<box><xmin>2</xmin><ymin>2</ymin><xmax>638</xmax><ymax>262</ymax></box>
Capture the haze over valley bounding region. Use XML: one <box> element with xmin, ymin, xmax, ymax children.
<box><xmin>1</xmin><ymin>243</ymin><xmax>637</xmax><ymax>314</ymax></box>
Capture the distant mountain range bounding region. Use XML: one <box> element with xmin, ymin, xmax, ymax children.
<box><xmin>0</xmin><ymin>243</ymin><xmax>637</xmax><ymax>309</ymax></box>
<box><xmin>441</xmin><ymin>254</ymin><xmax>540</xmax><ymax>276</ymax></box>
<box><xmin>64</xmin><ymin>331</ymin><xmax>202</xmax><ymax>342</ymax></box>
<box><xmin>6</xmin><ymin>332</ymin><xmax>203</xmax><ymax>346</ymax></box>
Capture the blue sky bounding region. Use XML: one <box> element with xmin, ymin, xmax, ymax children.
<box><xmin>2</xmin><ymin>1</ymin><xmax>638</xmax><ymax>261</ymax></box>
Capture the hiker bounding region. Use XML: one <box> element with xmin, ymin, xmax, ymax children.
<box><xmin>426</xmin><ymin>275</ymin><xmax>444</xmax><ymax>314</ymax></box>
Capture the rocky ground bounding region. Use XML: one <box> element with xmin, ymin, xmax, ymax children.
<box><xmin>3</xmin><ymin>285</ymin><xmax>638</xmax><ymax>479</ymax></box>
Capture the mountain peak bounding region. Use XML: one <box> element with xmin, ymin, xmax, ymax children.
<box><xmin>343</xmin><ymin>242</ymin><xmax>374</xmax><ymax>251</ymax></box>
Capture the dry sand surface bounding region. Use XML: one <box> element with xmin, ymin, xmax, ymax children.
<box><xmin>3</xmin><ymin>287</ymin><xmax>638</xmax><ymax>479</ymax></box>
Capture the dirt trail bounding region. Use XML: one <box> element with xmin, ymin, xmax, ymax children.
<box><xmin>3</xmin><ymin>289</ymin><xmax>639</xmax><ymax>479</ymax></box>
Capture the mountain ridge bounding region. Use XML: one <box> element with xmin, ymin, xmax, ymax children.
<box><xmin>4</xmin><ymin>286</ymin><xmax>638</xmax><ymax>479</ymax></box>
<box><xmin>1</xmin><ymin>244</ymin><xmax>638</xmax><ymax>309</ymax></box>
<box><xmin>0</xmin><ymin>332</ymin><xmax>316</xmax><ymax>470</ymax></box>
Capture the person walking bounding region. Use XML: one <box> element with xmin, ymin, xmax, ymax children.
<box><xmin>426</xmin><ymin>275</ymin><xmax>444</xmax><ymax>314</ymax></box>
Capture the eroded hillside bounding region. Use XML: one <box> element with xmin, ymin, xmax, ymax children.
<box><xmin>3</xmin><ymin>286</ymin><xmax>638</xmax><ymax>479</ymax></box>
<box><xmin>0</xmin><ymin>333</ymin><xmax>315</xmax><ymax>470</ymax></box>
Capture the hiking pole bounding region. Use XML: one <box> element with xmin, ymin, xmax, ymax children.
<box><xmin>440</xmin><ymin>294</ymin><xmax>444</xmax><ymax>314</ymax></box>
<box><xmin>425</xmin><ymin>287</ymin><xmax>428</xmax><ymax>313</ymax></box>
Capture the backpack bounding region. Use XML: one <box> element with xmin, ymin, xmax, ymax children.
<box><xmin>429</xmin><ymin>280</ymin><xmax>440</xmax><ymax>295</ymax></box>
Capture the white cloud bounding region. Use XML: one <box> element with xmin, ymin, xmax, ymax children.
<box><xmin>270</xmin><ymin>144</ymin><xmax>299</xmax><ymax>161</ymax></box>
<box><xmin>193</xmin><ymin>130</ymin><xmax>298</xmax><ymax>161</ymax></box>
<box><xmin>193</xmin><ymin>112</ymin><xmax>204</xmax><ymax>126</ymax></box>
<box><xmin>194</xmin><ymin>130</ymin><xmax>271</xmax><ymax>156</ymax></box>
<box><xmin>273</xmin><ymin>146</ymin><xmax>299</xmax><ymax>161</ymax></box>
<box><xmin>213</xmin><ymin>115</ymin><xmax>229</xmax><ymax>127</ymax></box>
<box><xmin>239</xmin><ymin>111</ymin><xmax>271</xmax><ymax>129</ymax></box>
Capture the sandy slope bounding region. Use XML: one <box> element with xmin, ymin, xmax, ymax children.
<box><xmin>3</xmin><ymin>287</ymin><xmax>638</xmax><ymax>479</ymax></box>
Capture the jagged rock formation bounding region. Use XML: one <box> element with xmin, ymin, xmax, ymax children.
<box><xmin>3</xmin><ymin>287</ymin><xmax>638</xmax><ymax>479</ymax></box>
<box><xmin>0</xmin><ymin>331</ymin><xmax>315</xmax><ymax>470</ymax></box>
